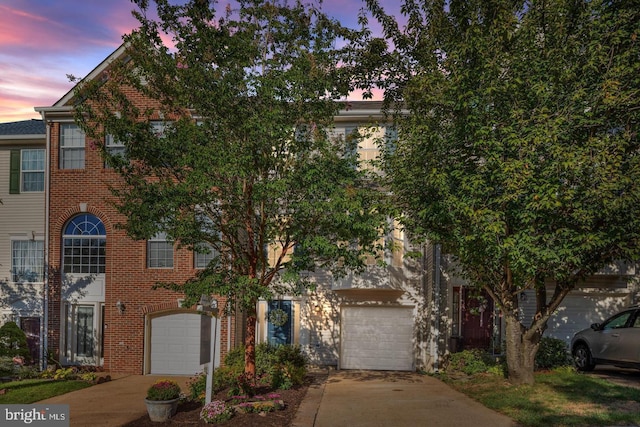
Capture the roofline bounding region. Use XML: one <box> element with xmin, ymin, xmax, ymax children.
<box><xmin>0</xmin><ymin>134</ymin><xmax>45</xmax><ymax>140</ymax></box>
<box><xmin>34</xmin><ymin>106</ymin><xmax>75</xmax><ymax>122</ymax></box>
<box><xmin>53</xmin><ymin>43</ymin><xmax>129</xmax><ymax>107</ymax></box>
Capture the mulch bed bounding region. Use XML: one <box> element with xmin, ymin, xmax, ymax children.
<box><xmin>123</xmin><ymin>376</ymin><xmax>315</xmax><ymax>426</ymax></box>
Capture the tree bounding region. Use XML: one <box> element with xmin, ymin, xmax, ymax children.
<box><xmin>74</xmin><ymin>0</ymin><xmax>387</xmax><ymax>377</ymax></box>
<box><xmin>366</xmin><ymin>0</ymin><xmax>640</xmax><ymax>384</ymax></box>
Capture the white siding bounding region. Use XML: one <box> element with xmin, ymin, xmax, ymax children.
<box><xmin>0</xmin><ymin>143</ymin><xmax>45</xmax><ymax>320</ymax></box>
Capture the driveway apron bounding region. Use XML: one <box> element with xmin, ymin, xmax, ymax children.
<box><xmin>310</xmin><ymin>371</ymin><xmax>514</xmax><ymax>427</ymax></box>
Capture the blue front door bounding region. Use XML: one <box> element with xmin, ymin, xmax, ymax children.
<box><xmin>267</xmin><ymin>300</ymin><xmax>292</xmax><ymax>345</ymax></box>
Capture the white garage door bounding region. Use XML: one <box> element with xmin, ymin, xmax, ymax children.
<box><xmin>545</xmin><ymin>293</ymin><xmax>628</xmax><ymax>344</ymax></box>
<box><xmin>340</xmin><ymin>306</ymin><xmax>414</xmax><ymax>371</ymax></box>
<box><xmin>520</xmin><ymin>289</ymin><xmax>629</xmax><ymax>344</ymax></box>
<box><xmin>150</xmin><ymin>313</ymin><xmax>202</xmax><ymax>375</ymax></box>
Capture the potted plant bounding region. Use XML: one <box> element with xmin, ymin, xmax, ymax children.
<box><xmin>144</xmin><ymin>379</ymin><xmax>182</xmax><ymax>422</ymax></box>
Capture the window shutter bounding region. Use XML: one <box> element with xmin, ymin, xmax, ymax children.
<box><xmin>9</xmin><ymin>149</ymin><xmax>20</xmax><ymax>194</ymax></box>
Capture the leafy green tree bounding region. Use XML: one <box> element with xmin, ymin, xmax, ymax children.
<box><xmin>367</xmin><ymin>0</ymin><xmax>640</xmax><ymax>384</ymax></box>
<box><xmin>73</xmin><ymin>0</ymin><xmax>387</xmax><ymax>377</ymax></box>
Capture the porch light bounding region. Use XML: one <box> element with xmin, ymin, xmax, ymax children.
<box><xmin>115</xmin><ymin>300</ymin><xmax>125</xmax><ymax>314</ymax></box>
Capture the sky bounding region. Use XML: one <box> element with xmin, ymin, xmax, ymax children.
<box><xmin>0</xmin><ymin>0</ymin><xmax>398</xmax><ymax>123</ymax></box>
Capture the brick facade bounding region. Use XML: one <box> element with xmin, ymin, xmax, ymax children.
<box><xmin>46</xmin><ymin>90</ymin><xmax>235</xmax><ymax>374</ymax></box>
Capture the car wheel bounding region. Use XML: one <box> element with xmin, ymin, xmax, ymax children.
<box><xmin>573</xmin><ymin>343</ymin><xmax>595</xmax><ymax>371</ymax></box>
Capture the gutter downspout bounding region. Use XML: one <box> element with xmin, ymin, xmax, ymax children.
<box><xmin>41</xmin><ymin>112</ymin><xmax>51</xmax><ymax>371</ymax></box>
<box><xmin>432</xmin><ymin>244</ymin><xmax>442</xmax><ymax>373</ymax></box>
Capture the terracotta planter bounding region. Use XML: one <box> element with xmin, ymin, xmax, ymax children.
<box><xmin>144</xmin><ymin>397</ymin><xmax>179</xmax><ymax>422</ymax></box>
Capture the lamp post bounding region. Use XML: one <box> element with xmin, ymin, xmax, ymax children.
<box><xmin>199</xmin><ymin>295</ymin><xmax>218</xmax><ymax>404</ymax></box>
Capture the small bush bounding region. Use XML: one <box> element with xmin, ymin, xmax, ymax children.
<box><xmin>535</xmin><ymin>337</ymin><xmax>572</xmax><ymax>370</ymax></box>
<box><xmin>0</xmin><ymin>322</ymin><xmax>31</xmax><ymax>363</ymax></box>
<box><xmin>444</xmin><ymin>349</ymin><xmax>496</xmax><ymax>375</ymax></box>
<box><xmin>0</xmin><ymin>356</ymin><xmax>14</xmax><ymax>377</ymax></box>
<box><xmin>187</xmin><ymin>372</ymin><xmax>207</xmax><ymax>403</ymax></box>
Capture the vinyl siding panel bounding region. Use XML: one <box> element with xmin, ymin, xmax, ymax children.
<box><xmin>0</xmin><ymin>147</ymin><xmax>45</xmax><ymax>284</ymax></box>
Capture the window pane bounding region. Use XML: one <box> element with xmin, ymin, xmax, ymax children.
<box><xmin>148</xmin><ymin>240</ymin><xmax>174</xmax><ymax>268</ymax></box>
<box><xmin>62</xmin><ymin>215</ymin><xmax>106</xmax><ymax>274</ymax></box>
<box><xmin>76</xmin><ymin>306</ymin><xmax>94</xmax><ymax>357</ymax></box>
<box><xmin>105</xmin><ymin>134</ymin><xmax>127</xmax><ymax>168</ymax></box>
<box><xmin>195</xmin><ymin>243</ymin><xmax>218</xmax><ymax>269</ymax></box>
<box><xmin>11</xmin><ymin>240</ymin><xmax>44</xmax><ymax>282</ymax></box>
<box><xmin>21</xmin><ymin>149</ymin><xmax>45</xmax><ymax>192</ymax></box>
<box><xmin>60</xmin><ymin>124</ymin><xmax>85</xmax><ymax>169</ymax></box>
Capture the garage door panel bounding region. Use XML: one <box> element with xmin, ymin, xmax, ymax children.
<box><xmin>150</xmin><ymin>313</ymin><xmax>203</xmax><ymax>375</ymax></box>
<box><xmin>340</xmin><ymin>306</ymin><xmax>414</xmax><ymax>371</ymax></box>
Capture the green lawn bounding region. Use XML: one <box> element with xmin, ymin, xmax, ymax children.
<box><xmin>440</xmin><ymin>368</ymin><xmax>640</xmax><ymax>427</ymax></box>
<box><xmin>0</xmin><ymin>379</ymin><xmax>92</xmax><ymax>404</ymax></box>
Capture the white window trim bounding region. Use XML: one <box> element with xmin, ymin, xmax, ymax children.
<box><xmin>20</xmin><ymin>149</ymin><xmax>45</xmax><ymax>192</ymax></box>
<box><xmin>147</xmin><ymin>232</ymin><xmax>174</xmax><ymax>269</ymax></box>
<box><xmin>10</xmin><ymin>237</ymin><xmax>45</xmax><ymax>284</ymax></box>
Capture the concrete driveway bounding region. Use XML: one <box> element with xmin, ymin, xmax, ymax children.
<box><xmin>39</xmin><ymin>374</ymin><xmax>192</xmax><ymax>426</ymax></box>
<box><xmin>294</xmin><ymin>370</ymin><xmax>515</xmax><ymax>427</ymax></box>
<box><xmin>589</xmin><ymin>365</ymin><xmax>640</xmax><ymax>389</ymax></box>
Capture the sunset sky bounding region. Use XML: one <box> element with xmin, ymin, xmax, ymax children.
<box><xmin>0</xmin><ymin>0</ymin><xmax>397</xmax><ymax>123</ymax></box>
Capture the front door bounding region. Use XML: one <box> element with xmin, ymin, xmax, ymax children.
<box><xmin>20</xmin><ymin>317</ymin><xmax>40</xmax><ymax>365</ymax></box>
<box><xmin>461</xmin><ymin>289</ymin><xmax>494</xmax><ymax>350</ymax></box>
<box><xmin>76</xmin><ymin>306</ymin><xmax>94</xmax><ymax>359</ymax></box>
<box><xmin>267</xmin><ymin>300</ymin><xmax>293</xmax><ymax>345</ymax></box>
<box><xmin>62</xmin><ymin>303</ymin><xmax>103</xmax><ymax>366</ymax></box>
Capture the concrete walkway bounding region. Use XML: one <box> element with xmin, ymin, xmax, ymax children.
<box><xmin>293</xmin><ymin>370</ymin><xmax>515</xmax><ymax>427</ymax></box>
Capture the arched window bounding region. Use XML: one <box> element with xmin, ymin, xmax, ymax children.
<box><xmin>63</xmin><ymin>214</ymin><xmax>106</xmax><ymax>274</ymax></box>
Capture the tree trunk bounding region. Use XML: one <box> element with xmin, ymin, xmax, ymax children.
<box><xmin>504</xmin><ymin>311</ymin><xmax>538</xmax><ymax>385</ymax></box>
<box><xmin>244</xmin><ymin>306</ymin><xmax>257</xmax><ymax>377</ymax></box>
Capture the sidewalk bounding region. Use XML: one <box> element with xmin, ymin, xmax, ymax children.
<box><xmin>293</xmin><ymin>370</ymin><xmax>515</xmax><ymax>427</ymax></box>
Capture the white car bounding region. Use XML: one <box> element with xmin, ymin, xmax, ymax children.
<box><xmin>571</xmin><ymin>306</ymin><xmax>640</xmax><ymax>371</ymax></box>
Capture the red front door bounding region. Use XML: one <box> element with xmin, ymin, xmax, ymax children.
<box><xmin>461</xmin><ymin>289</ymin><xmax>494</xmax><ymax>350</ymax></box>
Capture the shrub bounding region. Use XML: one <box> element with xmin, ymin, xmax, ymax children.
<box><xmin>0</xmin><ymin>356</ymin><xmax>14</xmax><ymax>377</ymax></box>
<box><xmin>187</xmin><ymin>372</ymin><xmax>207</xmax><ymax>403</ymax></box>
<box><xmin>146</xmin><ymin>379</ymin><xmax>181</xmax><ymax>401</ymax></box>
<box><xmin>40</xmin><ymin>367</ymin><xmax>78</xmax><ymax>380</ymax></box>
<box><xmin>535</xmin><ymin>337</ymin><xmax>572</xmax><ymax>370</ymax></box>
<box><xmin>444</xmin><ymin>349</ymin><xmax>494</xmax><ymax>375</ymax></box>
<box><xmin>0</xmin><ymin>322</ymin><xmax>31</xmax><ymax>363</ymax></box>
<box><xmin>217</xmin><ymin>344</ymin><xmax>308</xmax><ymax>393</ymax></box>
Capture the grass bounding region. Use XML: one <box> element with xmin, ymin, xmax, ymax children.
<box><xmin>0</xmin><ymin>379</ymin><xmax>92</xmax><ymax>404</ymax></box>
<box><xmin>440</xmin><ymin>367</ymin><xmax>640</xmax><ymax>427</ymax></box>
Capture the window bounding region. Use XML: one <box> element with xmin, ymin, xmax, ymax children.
<box><xmin>148</xmin><ymin>232</ymin><xmax>173</xmax><ymax>268</ymax></box>
<box><xmin>194</xmin><ymin>213</ymin><xmax>219</xmax><ymax>269</ymax></box>
<box><xmin>60</xmin><ymin>124</ymin><xmax>85</xmax><ymax>169</ymax></box>
<box><xmin>76</xmin><ymin>306</ymin><xmax>94</xmax><ymax>357</ymax></box>
<box><xmin>602</xmin><ymin>310</ymin><xmax>633</xmax><ymax>330</ymax></box>
<box><xmin>150</xmin><ymin>121</ymin><xmax>171</xmax><ymax>137</ymax></box>
<box><xmin>194</xmin><ymin>242</ymin><xmax>218</xmax><ymax>269</ymax></box>
<box><xmin>344</xmin><ymin>126</ymin><xmax>360</xmax><ymax>155</ymax></box>
<box><xmin>63</xmin><ymin>214</ymin><xmax>106</xmax><ymax>274</ymax></box>
<box><xmin>9</xmin><ymin>149</ymin><xmax>45</xmax><ymax>193</ymax></box>
<box><xmin>11</xmin><ymin>240</ymin><xmax>44</xmax><ymax>282</ymax></box>
<box><xmin>105</xmin><ymin>134</ymin><xmax>126</xmax><ymax>168</ymax></box>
